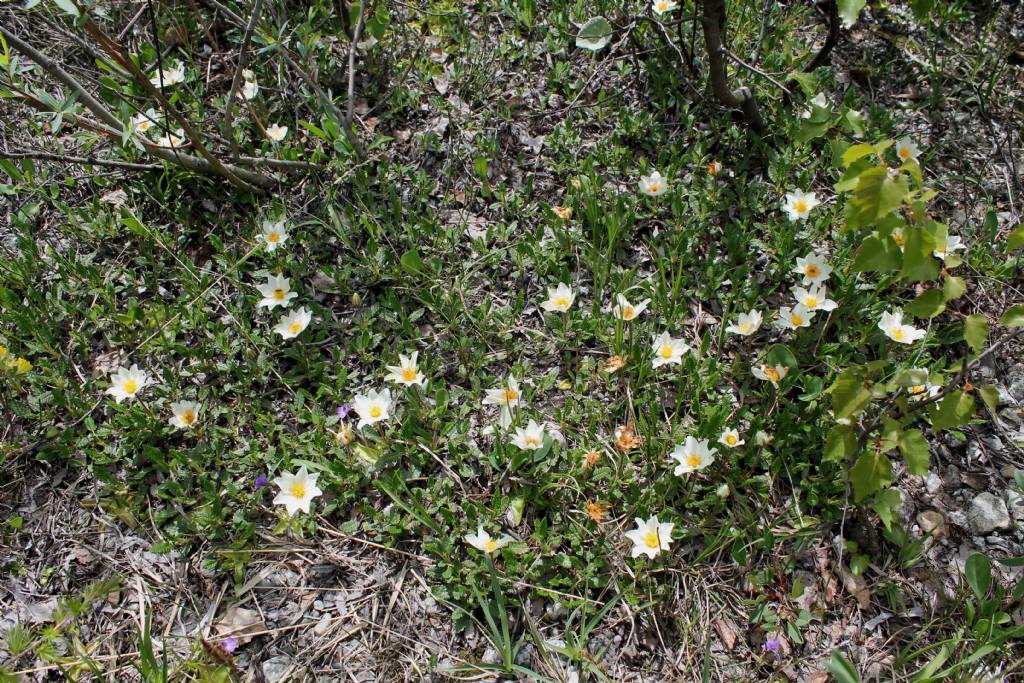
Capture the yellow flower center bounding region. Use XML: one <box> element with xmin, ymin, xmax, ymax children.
<box><xmin>657</xmin><ymin>1</ymin><xmax>669</xmax><ymax>10</ymax></box>
<box><xmin>910</xmin><ymin>385</ymin><xmax>925</xmax><ymax>396</ymax></box>
<box><xmin>899</xmin><ymin>147</ymin><xmax>910</xmax><ymax>159</ymax></box>
<box><xmin>660</xmin><ymin>345</ymin><xmax>674</xmax><ymax>359</ymax></box>
<box><xmin>687</xmin><ymin>454</ymin><xmax>701</xmax><ymax>468</ymax></box>
<box><xmin>273</xmin><ymin>288</ymin><xmax>286</xmax><ymax>300</ymax></box>
<box><xmin>794</xmin><ymin>199</ymin><xmax>808</xmax><ymax>214</ymax></box>
<box><xmin>791</xmin><ymin>315</ymin><xmax>804</xmax><ymax>326</ymax></box>
<box><xmin>289</xmin><ymin>321</ymin><xmax>303</xmax><ymax>335</ymax></box>
<box><xmin>805</xmin><ymin>297</ymin><xmax>818</xmax><ymax>308</ymax></box>
<box><xmin>504</xmin><ymin>389</ymin><xmax>518</xmax><ymax>402</ymax></box>
<box><xmin>402</xmin><ymin>368</ymin><xmax>418</xmax><ymax>382</ymax></box>
<box><xmin>123</xmin><ymin>379</ymin><xmax>138</xmax><ymax>395</ymax></box>
<box><xmin>554</xmin><ymin>296</ymin><xmax>569</xmax><ymax>308</ymax></box>
<box><xmin>805</xmin><ymin>264</ymin><xmax>820</xmax><ymax>278</ymax></box>
<box><xmin>890</xmin><ymin>326</ymin><xmax>905</xmax><ymax>341</ymax></box>
<box><xmin>738</xmin><ymin>322</ymin><xmax>751</xmax><ymax>333</ymax></box>
<box><xmin>764</xmin><ymin>366</ymin><xmax>781</xmax><ymax>382</ymax></box>
<box><xmin>525</xmin><ymin>435</ymin><xmax>541</xmax><ymax>447</ymax></box>
<box><xmin>893</xmin><ymin>232</ymin><xmax>905</xmax><ymax>246</ymax></box>
<box><xmin>484</xmin><ymin>539</ymin><xmax>498</xmax><ymax>551</ymax></box>
<box><xmin>622</xmin><ymin>306</ymin><xmax>635</xmax><ymax>320</ymax></box>
<box><xmin>369</xmin><ymin>405</ymin><xmax>383</xmax><ymax>418</ymax></box>
<box><xmin>648</xmin><ymin>182</ymin><xmax>661</xmax><ymax>194</ymax></box>
<box><xmin>268</xmin><ymin>232</ymin><xmax>280</xmax><ymax>243</ymax></box>
<box><xmin>290</xmin><ymin>483</ymin><xmax>306</xmax><ymax>498</ymax></box>
<box><xmin>725</xmin><ymin>434</ymin><xmax>737</xmax><ymax>445</ymax></box>
<box><xmin>181</xmin><ymin>410</ymin><xmax>195</xmax><ymax>425</ymax></box>
<box><xmin>644</xmin><ymin>531</ymin><xmax>660</xmax><ymax>548</ymax></box>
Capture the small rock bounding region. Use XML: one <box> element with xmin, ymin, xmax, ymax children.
<box><xmin>925</xmin><ymin>472</ymin><xmax>943</xmax><ymax>495</ymax></box>
<box><xmin>841</xmin><ymin>568</ymin><xmax>871</xmax><ymax>608</ymax></box>
<box><xmin>917</xmin><ymin>510</ymin><xmax>947</xmax><ymax>537</ymax></box>
<box><xmin>1006</xmin><ymin>490</ymin><xmax>1024</xmax><ymax>520</ymax></box>
<box><xmin>262</xmin><ymin>655</ymin><xmax>291</xmax><ymax>681</ymax></box>
<box><xmin>968</xmin><ymin>492</ymin><xmax>1011</xmax><ymax>535</ymax></box>
<box><xmin>481</xmin><ymin>647</ymin><xmax>500</xmax><ymax>664</ymax></box>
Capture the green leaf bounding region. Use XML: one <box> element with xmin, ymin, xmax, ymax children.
<box><xmin>905</xmin><ymin>289</ymin><xmax>946</xmax><ymax>319</ymax></box>
<box><xmin>765</xmin><ymin>343</ymin><xmax>798</xmax><ymax>370</ymax></box>
<box><xmin>827</xmin><ymin>651</ymin><xmax>862</xmax><ymax>683</ymax></box>
<box><xmin>1007</xmin><ymin>224</ymin><xmax>1024</xmax><ymax>252</ymax></box>
<box><xmin>978</xmin><ymin>385</ymin><xmax>999</xmax><ymax>413</ymax></box>
<box><xmin>929</xmin><ymin>390</ymin><xmax>975</xmax><ymax>430</ymax></box>
<box><xmin>998</xmin><ymin>304</ymin><xmax>1024</xmax><ymax>327</ymax></box>
<box><xmin>51</xmin><ymin>0</ymin><xmax>80</xmax><ymax>16</ymax></box>
<box><xmin>898</xmin><ymin>429</ymin><xmax>929</xmax><ymax>475</ymax></box>
<box><xmin>576</xmin><ymin>17</ymin><xmax>612</xmax><ymax>51</ymax></box>
<box><xmin>831</xmin><ymin>369</ymin><xmax>872</xmax><ymax>420</ymax></box>
<box><xmin>900</xmin><ymin>227</ymin><xmax>940</xmax><ymax>282</ymax></box>
<box><xmin>787</xmin><ymin>72</ymin><xmax>817</xmax><ymax>98</ymax></box>
<box><xmin>847</xmin><ymin>166</ymin><xmax>909</xmax><ymax>230</ymax></box>
<box><xmin>836</xmin><ymin>0</ymin><xmax>867</xmax><ymax>28</ymax></box>
<box><xmin>842</xmin><ymin>143</ymin><xmax>877</xmax><ymax>168</ymax></box>
<box><xmin>942</xmin><ymin>275</ymin><xmax>966</xmax><ymax>301</ymax></box>
<box><xmin>400</xmin><ymin>248</ymin><xmax>426</xmax><ymax>276</ymax></box>
<box><xmin>852</xmin><ymin>236</ymin><xmax>902</xmax><ymax>272</ymax></box>
<box><xmin>872</xmin><ymin>488</ymin><xmax>902</xmax><ymax>531</ymax></box>
<box><xmin>824</xmin><ymin>425</ymin><xmax>857</xmax><ymax>463</ymax></box>
<box><xmin>963</xmin><ymin>315</ymin><xmax>988</xmax><ymax>353</ymax></box>
<box><xmin>850</xmin><ymin>450</ymin><xmax>893</xmax><ymax>502</ymax></box>
<box><xmin>965</xmin><ymin>553</ymin><xmax>992</xmax><ymax>600</ymax></box>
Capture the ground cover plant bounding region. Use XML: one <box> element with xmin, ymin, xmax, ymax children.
<box><xmin>1</xmin><ymin>0</ymin><xmax>1024</xmax><ymax>680</ymax></box>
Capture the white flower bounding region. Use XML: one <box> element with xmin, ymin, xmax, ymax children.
<box><xmin>240</xmin><ymin>70</ymin><xmax>258</xmax><ymax>100</ymax></box>
<box><xmin>718</xmin><ymin>428</ymin><xmax>744</xmax><ymax>448</ymax></box>
<box><xmin>892</xmin><ymin>227</ymin><xmax>906</xmax><ymax>251</ymax></box>
<box><xmin>613</xmin><ymin>294</ymin><xmax>650</xmax><ymax>321</ymax></box>
<box><xmin>624</xmin><ymin>515</ymin><xmax>674</xmax><ymax>559</ymax></box>
<box><xmin>752</xmin><ymin>363</ymin><xmax>789</xmax><ymax>386</ymax></box>
<box><xmin>272</xmin><ymin>466</ymin><xmax>322</xmax><ymax>516</ymax></box>
<box><xmin>651</xmin><ymin>332</ymin><xmax>689</xmax><ymax>369</ymax></box>
<box><xmin>716</xmin><ymin>483</ymin><xmax>731</xmax><ymax>497</ymax></box>
<box><xmin>385</xmin><ymin>352</ymin><xmax>427</xmax><ymax>387</ymax></box>
<box><xmin>256</xmin><ymin>274</ymin><xmax>298</xmax><ymax>310</ymax></box>
<box><xmin>273</xmin><ymin>307</ymin><xmax>311</xmax><ymax>340</ymax></box>
<box><xmin>895</xmin><ymin>137</ymin><xmax>920</xmax><ymax>163</ymax></box>
<box><xmin>801</xmin><ymin>93</ymin><xmax>828</xmax><ymax>118</ymax></box>
<box><xmin>484</xmin><ymin>376</ymin><xmax>521</xmax><ymax>428</ymax></box>
<box><xmin>353</xmin><ymin>387</ymin><xmax>393</xmax><ymax>429</ymax></box>
<box><xmin>668</xmin><ymin>436</ymin><xmax>717</xmax><ymax>476</ymax></box>
<box><xmin>261</xmin><ymin>219</ymin><xmax>289</xmax><ymax>251</ymax></box>
<box><xmin>150</xmin><ymin>62</ymin><xmax>185</xmax><ymax>87</ymax></box>
<box><xmin>155</xmin><ymin>128</ymin><xmax>185</xmax><ymax>149</ymax></box>
<box><xmin>464</xmin><ymin>525</ymin><xmax>513</xmax><ymax>554</ymax></box>
<box><xmin>511</xmin><ymin>419</ymin><xmax>547</xmax><ymax>450</ymax></box>
<box><xmin>933</xmin><ymin>234</ymin><xmax>965</xmax><ymax>260</ymax></box>
<box><xmin>792</xmin><ymin>285</ymin><xmax>838</xmax><ymax>312</ymax></box>
<box><xmin>776</xmin><ymin>304</ymin><xmax>815</xmax><ymax>330</ymax></box>
<box><xmin>266</xmin><ymin>124</ymin><xmax>288</xmax><ymax>142</ymax></box>
<box><xmin>783</xmin><ymin>189</ymin><xmax>819</xmax><ymax>221</ymax></box>
<box><xmin>652</xmin><ymin>0</ymin><xmax>678</xmax><ymax>15</ymax></box>
<box><xmin>639</xmin><ymin>170</ymin><xmax>669</xmax><ymax>196</ymax></box>
<box><xmin>540</xmin><ymin>283</ymin><xmax>575</xmax><ymax>313</ymax></box>
<box><xmin>131</xmin><ymin>108</ymin><xmax>160</xmax><ymax>134</ymax></box>
<box><xmin>793</xmin><ymin>252</ymin><xmax>832</xmax><ymax>286</ymax></box>
<box><xmin>878</xmin><ymin>309</ymin><xmax>926</xmax><ymax>345</ymax></box>
<box><xmin>106</xmin><ymin>364</ymin><xmax>152</xmax><ymax>403</ymax></box>
<box><xmin>726</xmin><ymin>309</ymin><xmax>762</xmax><ymax>336</ymax></box>
<box><xmin>169</xmin><ymin>400</ymin><xmax>200</xmax><ymax>429</ymax></box>
<box><xmin>908</xmin><ymin>380</ymin><xmax>941</xmax><ymax>402</ymax></box>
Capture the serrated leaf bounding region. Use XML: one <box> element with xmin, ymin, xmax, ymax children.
<box><xmin>852</xmin><ymin>235</ymin><xmax>902</xmax><ymax>272</ymax></box>
<box><xmin>898</xmin><ymin>429</ymin><xmax>929</xmax><ymax>475</ymax></box>
<box><xmin>831</xmin><ymin>369</ymin><xmax>872</xmax><ymax>420</ymax></box>
<box><xmin>824</xmin><ymin>424</ymin><xmax>856</xmax><ymax>463</ymax></box>
<box><xmin>850</xmin><ymin>450</ymin><xmax>892</xmax><ymax>503</ymax></box>
<box><xmin>788</xmin><ymin>71</ymin><xmax>817</xmax><ymax>98</ymax></box>
<box><xmin>942</xmin><ymin>275</ymin><xmax>966</xmax><ymax>301</ymax></box>
<box><xmin>905</xmin><ymin>288</ymin><xmax>945</xmax><ymax>319</ymax></box>
<box><xmin>847</xmin><ymin>166</ymin><xmax>909</xmax><ymax>231</ymax></box>
<box><xmin>872</xmin><ymin>488</ymin><xmax>902</xmax><ymax>531</ymax></box>
<box><xmin>842</xmin><ymin>143</ymin><xmax>877</xmax><ymax>168</ymax></box>
<box><xmin>929</xmin><ymin>390</ymin><xmax>975</xmax><ymax>430</ymax></box>
<box><xmin>963</xmin><ymin>314</ymin><xmax>988</xmax><ymax>353</ymax></box>
<box><xmin>965</xmin><ymin>553</ymin><xmax>992</xmax><ymax>600</ymax></box>
<box><xmin>998</xmin><ymin>304</ymin><xmax>1024</xmax><ymax>327</ymax></box>
<box><xmin>900</xmin><ymin>227</ymin><xmax>940</xmax><ymax>282</ymax></box>
<box><xmin>837</xmin><ymin>0</ymin><xmax>867</xmax><ymax>28</ymax></box>
<box><xmin>576</xmin><ymin>17</ymin><xmax>612</xmax><ymax>51</ymax></box>
<box><xmin>1008</xmin><ymin>224</ymin><xmax>1024</xmax><ymax>252</ymax></box>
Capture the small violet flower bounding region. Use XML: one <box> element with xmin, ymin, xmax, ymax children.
<box><xmin>336</xmin><ymin>404</ymin><xmax>352</xmax><ymax>419</ymax></box>
<box><xmin>763</xmin><ymin>635</ymin><xmax>782</xmax><ymax>656</ymax></box>
<box><xmin>220</xmin><ymin>637</ymin><xmax>238</xmax><ymax>654</ymax></box>
<box><xmin>254</xmin><ymin>474</ymin><xmax>268</xmax><ymax>490</ymax></box>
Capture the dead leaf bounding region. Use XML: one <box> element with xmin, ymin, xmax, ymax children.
<box><xmin>100</xmin><ymin>189</ymin><xmax>128</xmax><ymax>208</ymax></box>
<box><xmin>840</xmin><ymin>568</ymin><xmax>871</xmax><ymax>609</ymax></box>
<box><xmin>713</xmin><ymin>618</ymin><xmax>739</xmax><ymax>652</ymax></box>
<box><xmin>214</xmin><ymin>606</ymin><xmax>266</xmax><ymax>644</ymax></box>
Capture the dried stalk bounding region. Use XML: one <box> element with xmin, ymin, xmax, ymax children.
<box><xmin>223</xmin><ymin>0</ymin><xmax>266</xmax><ymax>161</ymax></box>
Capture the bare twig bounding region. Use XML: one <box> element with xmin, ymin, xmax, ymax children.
<box><xmin>700</xmin><ymin>0</ymin><xmax>766</xmax><ymax>131</ymax></box>
<box><xmin>223</xmin><ymin>0</ymin><xmax>266</xmax><ymax>161</ymax></box>
<box><xmin>0</xmin><ymin>150</ymin><xmax>163</xmax><ymax>171</ymax></box>
<box><xmin>344</xmin><ymin>0</ymin><xmax>368</xmax><ymax>158</ymax></box>
<box><xmin>805</xmin><ymin>0</ymin><xmax>840</xmax><ymax>72</ymax></box>
<box><xmin>721</xmin><ymin>46</ymin><xmax>791</xmax><ymax>95</ymax></box>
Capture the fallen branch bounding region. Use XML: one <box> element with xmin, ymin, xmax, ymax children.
<box><xmin>0</xmin><ymin>150</ymin><xmax>163</xmax><ymax>171</ymax></box>
<box><xmin>805</xmin><ymin>0</ymin><xmax>840</xmax><ymax>72</ymax></box>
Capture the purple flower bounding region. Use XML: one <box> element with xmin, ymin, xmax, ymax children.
<box><xmin>336</xmin><ymin>404</ymin><xmax>352</xmax><ymax>419</ymax></box>
<box><xmin>254</xmin><ymin>474</ymin><xmax>268</xmax><ymax>490</ymax></box>
<box><xmin>763</xmin><ymin>635</ymin><xmax>782</xmax><ymax>656</ymax></box>
<box><xmin>220</xmin><ymin>636</ymin><xmax>238</xmax><ymax>654</ymax></box>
